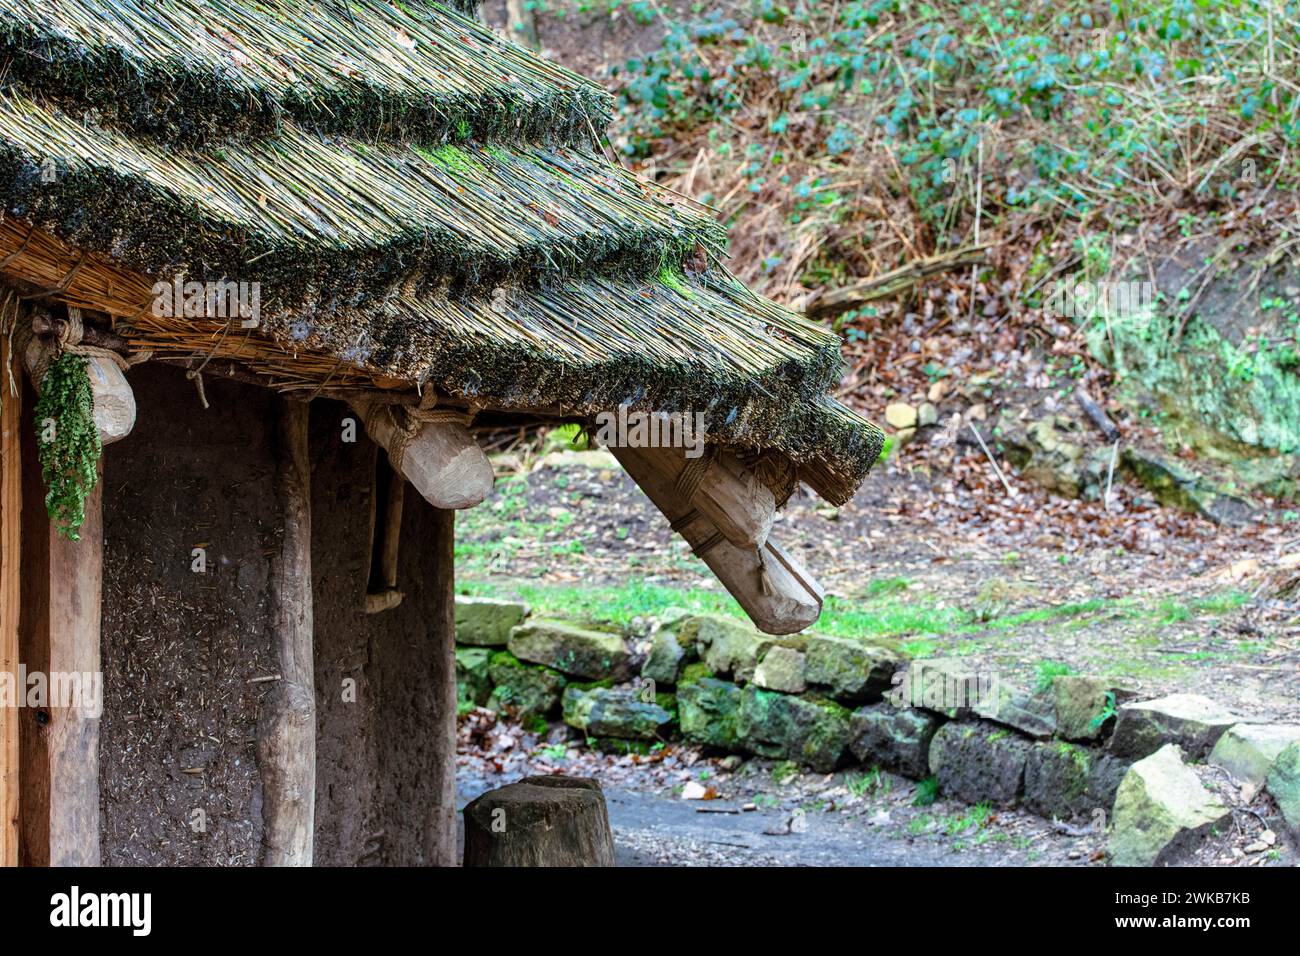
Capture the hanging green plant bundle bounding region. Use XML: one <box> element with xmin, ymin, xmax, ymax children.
<box><xmin>34</xmin><ymin>352</ymin><xmax>101</xmax><ymax>540</ymax></box>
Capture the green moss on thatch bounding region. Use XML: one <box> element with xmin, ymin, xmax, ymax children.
<box><xmin>0</xmin><ymin>0</ymin><xmax>611</xmax><ymax>147</ymax></box>
<box><xmin>0</xmin><ymin>92</ymin><xmax>724</xmax><ymax>311</ymax></box>
<box><xmin>257</xmin><ymin>270</ymin><xmax>883</xmax><ymax>499</ymax></box>
<box><xmin>658</xmin><ymin>267</ymin><xmax>695</xmax><ymax>298</ymax></box>
<box><xmin>417</xmin><ymin>144</ymin><xmax>487</xmax><ymax>176</ymax></box>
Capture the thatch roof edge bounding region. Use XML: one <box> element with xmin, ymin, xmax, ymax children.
<box><xmin>0</xmin><ymin>1</ymin><xmax>611</xmax><ymax>148</ymax></box>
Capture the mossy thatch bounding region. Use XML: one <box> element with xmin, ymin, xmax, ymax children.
<box><xmin>0</xmin><ymin>0</ymin><xmax>886</xmax><ymax>503</ymax></box>
<box><xmin>0</xmin><ymin>0</ymin><xmax>610</xmax><ymax>146</ymax></box>
<box><xmin>0</xmin><ymin>91</ymin><xmax>724</xmax><ymax>311</ymax></box>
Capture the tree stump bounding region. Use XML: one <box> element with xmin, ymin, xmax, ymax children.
<box><xmin>463</xmin><ymin>776</ymin><xmax>615</xmax><ymax>867</ymax></box>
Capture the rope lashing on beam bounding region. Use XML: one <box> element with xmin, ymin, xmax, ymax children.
<box><xmin>673</xmin><ymin>445</ymin><xmax>774</xmax><ymax>594</ymax></box>
<box><xmin>15</xmin><ymin>307</ymin><xmax>146</xmax><ymax>386</ymax></box>
<box><xmin>379</xmin><ymin>394</ymin><xmax>475</xmax><ymax>473</ymax></box>
<box><xmin>667</xmin><ymin>445</ymin><xmax>726</xmax><ymax>557</ymax></box>
<box><xmin>668</xmin><ymin>509</ymin><xmax>725</xmax><ymax>559</ymax></box>
<box><xmin>673</xmin><ymin>444</ymin><xmax>714</xmax><ymax>500</ymax></box>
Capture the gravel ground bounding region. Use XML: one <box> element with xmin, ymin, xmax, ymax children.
<box><xmin>457</xmin><ymin>725</ymin><xmax>1109</xmax><ymax>867</ymax></box>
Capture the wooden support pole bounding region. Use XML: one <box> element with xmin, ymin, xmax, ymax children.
<box><xmin>259</xmin><ymin>397</ymin><xmax>315</xmax><ymax>866</ymax></box>
<box><xmin>0</xmin><ymin>346</ymin><xmax>20</xmax><ymax>867</ymax></box>
<box><xmin>379</xmin><ymin>468</ymin><xmax>405</xmax><ymax>591</ymax></box>
<box><xmin>364</xmin><ymin>460</ymin><xmax>406</xmax><ymax>614</ymax></box>
<box><xmin>18</xmin><ymin>378</ymin><xmax>102</xmax><ymax>866</ymax></box>
<box><xmin>425</xmin><ymin>505</ymin><xmax>458</xmax><ymax>866</ymax></box>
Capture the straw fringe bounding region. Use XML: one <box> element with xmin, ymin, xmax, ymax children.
<box><xmin>0</xmin><ymin>91</ymin><xmax>724</xmax><ymax>311</ymax></box>
<box><xmin>0</xmin><ymin>217</ymin><xmax>880</xmax><ymax>501</ymax></box>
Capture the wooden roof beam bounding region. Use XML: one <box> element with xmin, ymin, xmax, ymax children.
<box><xmin>612</xmin><ymin>446</ymin><xmax>822</xmax><ymax>635</ymax></box>
<box><xmin>350</xmin><ymin>399</ymin><xmax>493</xmax><ymax>511</ymax></box>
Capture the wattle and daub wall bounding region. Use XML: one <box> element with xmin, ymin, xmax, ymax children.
<box><xmin>98</xmin><ymin>363</ymin><xmax>453</xmax><ymax>865</ymax></box>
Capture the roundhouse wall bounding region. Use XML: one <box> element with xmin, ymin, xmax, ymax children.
<box><xmin>99</xmin><ymin>364</ymin><xmax>453</xmax><ymax>865</ymax></box>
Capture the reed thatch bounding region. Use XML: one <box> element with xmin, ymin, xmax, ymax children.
<box><xmin>0</xmin><ymin>0</ymin><xmax>886</xmax><ymax>503</ymax></box>
<box><xmin>0</xmin><ymin>91</ymin><xmax>723</xmax><ymax>312</ymax></box>
<box><xmin>0</xmin><ymin>0</ymin><xmax>609</xmax><ymax>146</ymax></box>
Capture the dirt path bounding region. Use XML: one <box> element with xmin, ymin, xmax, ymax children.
<box><xmin>457</xmin><ymin>765</ymin><xmax>1101</xmax><ymax>867</ymax></box>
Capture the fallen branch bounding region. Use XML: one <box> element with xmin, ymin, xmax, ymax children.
<box><xmin>804</xmin><ymin>244</ymin><xmax>991</xmax><ymax>322</ymax></box>
<box><xmin>1074</xmin><ymin>386</ymin><xmax>1120</xmax><ymax>442</ymax></box>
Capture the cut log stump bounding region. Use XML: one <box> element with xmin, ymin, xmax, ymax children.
<box><xmin>463</xmin><ymin>776</ymin><xmax>614</xmax><ymax>867</ymax></box>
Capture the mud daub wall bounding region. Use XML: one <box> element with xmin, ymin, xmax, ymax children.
<box><xmin>100</xmin><ymin>364</ymin><xmax>280</xmax><ymax>865</ymax></box>
<box><xmin>309</xmin><ymin>398</ymin><xmax>453</xmax><ymax>866</ymax></box>
<box><xmin>100</xmin><ymin>367</ymin><xmax>452</xmax><ymax>865</ymax></box>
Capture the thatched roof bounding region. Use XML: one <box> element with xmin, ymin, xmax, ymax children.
<box><xmin>0</xmin><ymin>0</ymin><xmax>882</xmax><ymax>504</ymax></box>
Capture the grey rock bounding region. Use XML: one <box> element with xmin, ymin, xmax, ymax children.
<box><xmin>736</xmin><ymin>687</ymin><xmax>852</xmax><ymax>773</ymax></box>
<box><xmin>677</xmin><ymin>678</ymin><xmax>743</xmax><ymax>751</ymax></box>
<box><xmin>674</xmin><ymin>614</ymin><xmax>765</xmax><ymax>682</ymax></box>
<box><xmin>455</xmin><ymin>646</ymin><xmax>493</xmax><ymax>710</ymax></box>
<box><xmin>753</xmin><ymin>645</ymin><xmax>807</xmax><ymax>693</ymax></box>
<box><xmin>1023</xmin><ymin>741</ymin><xmax>1130</xmax><ymax>820</ymax></box>
<box><xmin>890</xmin><ymin>658</ymin><xmax>999</xmax><ymax>717</ymax></box>
<box><xmin>1265</xmin><ymin>742</ymin><xmax>1300</xmax><ymax>840</ymax></box>
<box><xmin>1054</xmin><ymin>676</ymin><xmax>1132</xmax><ymax>741</ymax></box>
<box><xmin>561</xmin><ymin>686</ymin><xmax>672</xmax><ymax>740</ymax></box>
<box><xmin>928</xmin><ymin>722</ymin><xmax>1031</xmax><ymax>807</ymax></box>
<box><xmin>455</xmin><ymin>595</ymin><xmax>529</xmax><ymax>646</ymax></box>
<box><xmin>508</xmin><ymin>619</ymin><xmax>631</xmax><ymax>681</ymax></box>
<box><xmin>642</xmin><ymin>630</ymin><xmax>688</xmax><ymax>685</ymax></box>
<box><xmin>1108</xmin><ymin>744</ymin><xmax>1231</xmax><ymax>866</ymax></box>
<box><xmin>974</xmin><ymin>686</ymin><xmax>1057</xmax><ymax>739</ymax></box>
<box><xmin>1110</xmin><ymin>694</ymin><xmax>1240</xmax><ymax>760</ymax></box>
<box><xmin>848</xmin><ymin>704</ymin><xmax>943</xmax><ymax>778</ymax></box>
<box><xmin>805</xmin><ymin>633</ymin><xmax>906</xmax><ymax>704</ymax></box>
<box><xmin>1209</xmin><ymin>723</ymin><xmax>1300</xmax><ymax>788</ymax></box>
<box><xmin>486</xmin><ymin>652</ymin><xmax>566</xmax><ymax>720</ymax></box>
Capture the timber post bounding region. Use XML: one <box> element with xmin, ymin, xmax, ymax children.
<box><xmin>0</xmin><ymin>340</ymin><xmax>20</xmax><ymax>866</ymax></box>
<box><xmin>259</xmin><ymin>396</ymin><xmax>316</xmax><ymax>866</ymax></box>
<box><xmin>17</xmin><ymin>375</ymin><xmax>103</xmax><ymax>867</ymax></box>
<box><xmin>425</xmin><ymin>505</ymin><xmax>458</xmax><ymax>866</ymax></box>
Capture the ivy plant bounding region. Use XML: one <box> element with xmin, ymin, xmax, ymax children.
<box><xmin>34</xmin><ymin>353</ymin><xmax>101</xmax><ymax>540</ymax></box>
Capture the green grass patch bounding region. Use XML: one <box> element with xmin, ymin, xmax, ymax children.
<box><xmin>864</xmin><ymin>576</ymin><xmax>912</xmax><ymax>597</ymax></box>
<box><xmin>912</xmin><ymin>776</ymin><xmax>939</xmax><ymax>807</ymax></box>
<box><xmin>1034</xmin><ymin>660</ymin><xmax>1075</xmax><ymax>692</ymax></box>
<box><xmin>457</xmin><ymin>573</ymin><xmax>1254</xmax><ymax>645</ymax></box>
